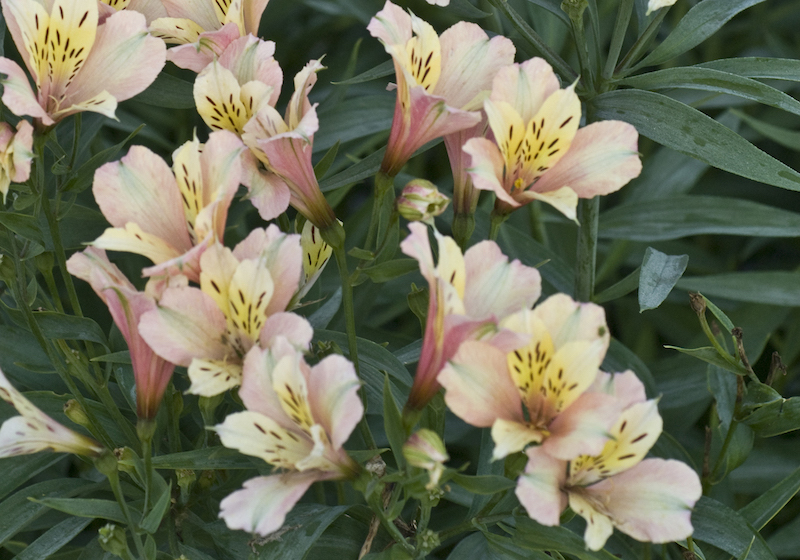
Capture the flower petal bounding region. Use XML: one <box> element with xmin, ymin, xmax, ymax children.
<box><xmin>187</xmin><ymin>358</ymin><xmax>243</xmax><ymax>396</ymax></box>
<box><xmin>516</xmin><ymin>446</ymin><xmax>568</xmax><ymax>526</ymax></box>
<box><xmin>216</xmin><ymin>410</ymin><xmax>313</xmax><ymax>467</ymax></box>
<box><xmin>0</xmin><ymin>58</ymin><xmax>52</xmax><ymax>123</ymax></box>
<box><xmin>542</xmin><ymin>391</ymin><xmax>618</xmax><ymax>461</ymax></box>
<box><xmin>490</xmin><ymin>59</ymin><xmax>560</xmax><ymax>124</ymax></box>
<box><xmin>569</xmin><ymin>491</ymin><xmax>615</xmax><ymax>551</ymax></box>
<box><xmin>306</xmin><ymin>354</ymin><xmax>362</xmax><ymax>450</ymax></box>
<box><xmin>219</xmin><ymin>473</ymin><xmax>319</xmax><ymax>537</ymax></box>
<box><xmin>491</xmin><ymin>417</ymin><xmax>543</xmax><ymax>460</ymax></box>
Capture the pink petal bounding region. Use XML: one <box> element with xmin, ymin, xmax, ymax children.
<box><xmin>239</xmin><ymin>345</ymin><xmax>298</xmax><ymax>430</ymax></box>
<box><xmin>0</xmin><ymin>58</ymin><xmax>51</xmax><ymax>123</ymax></box>
<box><xmin>10</xmin><ymin>119</ymin><xmax>33</xmax><ymax>183</ymax></box>
<box><xmin>161</xmin><ymin>0</ymin><xmax>219</xmax><ymax>29</ymax></box>
<box><xmin>139</xmin><ymin>286</ymin><xmax>228</xmax><ymax>366</ymax></box>
<box><xmin>219</xmin><ymin>473</ymin><xmax>319</xmax><ymax>536</ymax></box>
<box><xmin>582</xmin><ymin>458</ymin><xmax>702</xmax><ymax>544</ymax></box>
<box><xmin>532</xmin><ymin>121</ymin><xmax>642</xmax><ymax>198</ymax></box>
<box><xmin>541</xmin><ymin>392</ymin><xmax>619</xmax><ymax>460</ymax></box>
<box><xmin>532</xmin><ymin>294</ymin><xmax>609</xmax><ymax>350</ymax></box>
<box><xmin>93</xmin><ymin>146</ymin><xmax>192</xmax><ymax>254</ymax></box>
<box><xmin>436</xmin><ymin>23</ymin><xmax>515</xmax><ymax>111</ymax></box>
<box><xmin>64</xmin><ymin>11</ymin><xmax>165</xmax><ymax>110</ymax></box>
<box><xmin>438</xmin><ymin>340</ymin><xmax>523</xmax><ymax>427</ymax></box>
<box><xmin>241</xmin><ymin>152</ymin><xmax>292</xmax><ymax>220</ymax></box>
<box><xmin>258</xmin><ymin>312</ymin><xmax>314</xmax><ymax>349</ymax></box>
<box><xmin>463</xmin><ymin>136</ymin><xmax>516</xmax><ymax>206</ymax></box>
<box><xmin>463</xmin><ymin>240</ymin><xmax>541</xmax><ymax>319</ymax></box>
<box><xmin>367</xmin><ymin>1</ymin><xmax>412</xmax><ymax>50</ymax></box>
<box><xmin>516</xmin><ymin>446</ymin><xmax>568</xmax><ymax>526</ymax></box>
<box><xmin>306</xmin><ymin>354</ymin><xmax>363</xmax><ymax>450</ymax></box>
<box><xmin>490</xmin><ymin>59</ymin><xmax>560</xmax><ymax>124</ymax></box>
<box><xmin>400</xmin><ymin>222</ymin><xmax>436</xmax><ymax>283</ymax></box>
<box><xmin>166</xmin><ymin>24</ymin><xmax>241</xmax><ymax>72</ymax></box>
<box><xmin>219</xmin><ymin>35</ymin><xmax>282</xmax><ymax>104</ymax></box>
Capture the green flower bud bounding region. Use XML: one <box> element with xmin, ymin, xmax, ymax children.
<box><xmin>98</xmin><ymin>523</ymin><xmax>132</xmax><ymax>559</ymax></box>
<box><xmin>403</xmin><ymin>429</ymin><xmax>449</xmax><ymax>490</ymax></box>
<box><xmin>397</xmin><ymin>180</ymin><xmax>449</xmax><ymax>224</ymax></box>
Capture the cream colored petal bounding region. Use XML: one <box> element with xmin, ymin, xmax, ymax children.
<box><xmin>194</xmin><ymin>61</ymin><xmax>248</xmax><ymax>133</ymax></box>
<box><xmin>187</xmin><ymin>358</ymin><xmax>243</xmax><ymax>396</ymax></box>
<box><xmin>227</xmin><ymin>257</ymin><xmax>275</xmax><ymax>345</ymax></box>
<box><xmin>647</xmin><ymin>0</ymin><xmax>677</xmax><ymax>15</ymax></box>
<box><xmin>149</xmin><ymin>17</ymin><xmax>204</xmax><ymax>43</ymax></box>
<box><xmin>52</xmin><ymin>90</ymin><xmax>117</xmax><ymax>121</ymax></box>
<box><xmin>569</xmin><ymin>491</ymin><xmax>615</xmax><ymax>551</ymax></box>
<box><xmin>216</xmin><ymin>410</ymin><xmax>312</xmax><ymax>468</ymax></box>
<box><xmin>92</xmin><ymin>223</ymin><xmax>182</xmax><ymax>265</ymax></box>
<box><xmin>272</xmin><ymin>354</ymin><xmax>315</xmax><ymax>434</ymax></box>
<box><xmin>172</xmin><ymin>135</ymin><xmax>204</xmax><ymax>241</ymax></box>
<box><xmin>0</xmin><ymin>58</ymin><xmax>52</xmax><ymax>123</ymax></box>
<box><xmin>491</xmin><ymin>417</ymin><xmax>543</xmax><ymax>460</ymax></box>
<box><xmin>531</xmin><ymin>293</ymin><xmax>610</xmax><ymax>350</ymax></box>
<box><xmin>199</xmin><ymin>242</ymin><xmax>239</xmax><ymax>320</ymax></box>
<box><xmin>484</xmin><ymin>99</ymin><xmax>525</xmax><ymax>172</ymax></box>
<box><xmin>306</xmin><ymin>354</ymin><xmax>362</xmax><ymax>451</ymax></box>
<box><xmin>516</xmin><ymin>446</ymin><xmax>568</xmax><ymax>526</ymax></box>
<box><xmin>161</xmin><ymin>0</ymin><xmax>219</xmax><ymax>31</ymax></box>
<box><xmin>521</xmin><ymin>186</ymin><xmax>579</xmax><ymax>222</ymax></box>
<box><xmin>2</xmin><ymin>0</ymin><xmax>50</xmax><ymax>83</ymax></box>
<box><xmin>490</xmin><ymin>59</ymin><xmax>560</xmax><ymax>123</ymax></box>
<box><xmin>433</xmin><ymin>229</ymin><xmax>466</xmax><ymax>302</ymax></box>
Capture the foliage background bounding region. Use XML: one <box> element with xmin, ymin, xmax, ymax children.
<box><xmin>1</xmin><ymin>0</ymin><xmax>800</xmax><ymax>558</ymax></box>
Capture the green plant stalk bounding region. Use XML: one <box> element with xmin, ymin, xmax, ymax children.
<box><xmin>368</xmin><ymin>492</ymin><xmax>414</xmax><ymax>554</ymax></box>
<box><xmin>56</xmin><ymin>339</ymin><xmax>139</xmax><ymax>446</ymax></box>
<box><xmin>696</xmin><ymin>310</ymin><xmax>759</xmax><ymax>383</ymax></box>
<box><xmin>488</xmin><ymin>209</ymin><xmax>509</xmax><ymax>241</ymax></box>
<box><xmin>332</xmin><ymin>242</ymin><xmax>376</xmax><ymax>449</ymax></box>
<box><xmin>575</xmin><ymin>197</ymin><xmax>599</xmax><ymax>302</ymax></box>
<box><xmin>438</xmin><ymin>512</ymin><xmax>513</xmax><ymax>541</ymax></box>
<box><xmin>615</xmin><ymin>7</ymin><xmax>670</xmax><ymax>76</ymax></box>
<box><xmin>567</xmin><ymin>4</ymin><xmax>596</xmax><ymax>93</ymax></box>
<box><xmin>6</xmin><ymin>228</ymin><xmax>116</xmax><ymax>448</ymax></box>
<box><xmin>106</xmin><ymin>467</ymin><xmax>147</xmax><ymax>560</ymax></box>
<box><xmin>487</xmin><ymin>0</ymin><xmax>576</xmax><ymax>82</ymax></box>
<box><xmin>708</xmin><ymin>419</ymin><xmax>740</xmax><ymax>485</ymax></box>
<box><xmin>138</xmin><ymin>420</ymin><xmax>156</xmax><ymax>515</ymax></box>
<box><xmin>602</xmin><ymin>0</ymin><xmax>634</xmax><ymax>82</ymax></box>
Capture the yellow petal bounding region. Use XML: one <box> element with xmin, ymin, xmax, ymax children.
<box><xmin>45</xmin><ymin>0</ymin><xmax>99</xmax><ymax>101</ymax></box>
<box><xmin>101</xmin><ymin>0</ymin><xmax>132</xmax><ymax>10</ymax></box>
<box><xmin>92</xmin><ymin>223</ymin><xmax>182</xmax><ymax>264</ymax></box>
<box><xmin>433</xmin><ymin>230</ymin><xmax>466</xmax><ymax>302</ymax></box>
<box><xmin>172</xmin><ymin>136</ymin><xmax>204</xmax><ymax>240</ymax></box>
<box><xmin>215</xmin><ymin>410</ymin><xmax>313</xmax><ymax>469</ymax></box>
<box><xmin>569</xmin><ymin>491</ymin><xmax>615</xmax><ymax>551</ymax></box>
<box><xmin>194</xmin><ymin>61</ymin><xmax>249</xmax><ymax>133</ymax></box>
<box><xmin>187</xmin><ymin>358</ymin><xmax>243</xmax><ymax>396</ymax></box>
<box><xmin>272</xmin><ymin>354</ymin><xmax>315</xmax><ymax>435</ymax></box>
<box><xmin>300</xmin><ymin>220</ymin><xmax>332</xmax><ymax>286</ymax></box>
<box><xmin>491</xmin><ymin>417</ymin><xmax>543</xmax><ymax>460</ymax></box>
<box><xmin>227</xmin><ymin>257</ymin><xmax>275</xmax><ymax>345</ymax></box>
<box><xmin>149</xmin><ymin>17</ymin><xmax>204</xmax><ymax>44</ymax></box>
<box><xmin>404</xmin><ymin>14</ymin><xmax>441</xmax><ymax>92</ymax></box>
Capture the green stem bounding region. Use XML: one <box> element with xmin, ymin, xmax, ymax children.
<box><xmin>438</xmin><ymin>512</ymin><xmax>513</xmax><ymax>541</ymax></box>
<box><xmin>138</xmin><ymin>420</ymin><xmax>156</xmax><ymax>516</ymax></box>
<box><xmin>567</xmin><ymin>3</ymin><xmax>596</xmax><ymax>93</ymax></box>
<box><xmin>602</xmin><ymin>0</ymin><xmax>634</xmax><ymax>82</ymax></box>
<box><xmin>106</xmin><ymin>467</ymin><xmax>147</xmax><ymax>560</ymax></box>
<box><xmin>486</xmin><ymin>0</ymin><xmax>577</xmax><ymax>82</ymax></box>
<box><xmin>488</xmin><ymin>209</ymin><xmax>508</xmax><ymax>242</ymax></box>
<box><xmin>709</xmin><ymin>419</ymin><xmax>739</xmax><ymax>483</ymax></box>
<box><xmin>575</xmin><ymin>197</ymin><xmax>599</xmax><ymax>302</ymax></box>
<box><xmin>368</xmin><ymin>493</ymin><xmax>414</xmax><ymax>554</ymax></box>
<box><xmin>615</xmin><ymin>7</ymin><xmax>670</xmax><ymax>76</ymax></box>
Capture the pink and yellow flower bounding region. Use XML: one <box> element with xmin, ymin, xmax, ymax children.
<box><xmin>438</xmin><ymin>294</ymin><xmax>619</xmax><ymax>460</ymax></box>
<box><xmin>150</xmin><ymin>0</ymin><xmax>270</xmax><ymax>72</ymax></box>
<box><xmin>401</xmin><ymin>222</ymin><xmax>541</xmax><ymax>411</ymax></box>
<box><xmin>0</xmin><ymin>366</ymin><xmax>103</xmax><ymax>457</ymax></box>
<box><xmin>0</xmin><ymin>0</ymin><xmax>165</xmax><ymax>125</ymax></box>
<box><xmin>367</xmin><ymin>1</ymin><xmax>515</xmax><ymax>177</ymax></box>
<box><xmin>91</xmin><ymin>130</ymin><xmax>244</xmax><ymax>283</ymax></box>
<box><xmin>216</xmin><ymin>338</ymin><xmax>362</xmax><ymax>536</ymax></box>
<box><xmin>139</xmin><ymin>225</ymin><xmax>309</xmax><ymax>396</ymax></box>
<box><xmin>99</xmin><ymin>0</ymin><xmax>166</xmax><ymax>23</ymax></box>
<box><xmin>465</xmin><ymin>58</ymin><xmax>642</xmax><ymax>221</ymax></box>
<box><xmin>67</xmin><ymin>247</ymin><xmax>177</xmax><ymax>420</ymax></box>
<box><xmin>516</xmin><ymin>371</ymin><xmax>702</xmax><ymax>550</ymax></box>
<box><xmin>0</xmin><ymin>120</ymin><xmax>33</xmax><ymax>203</ymax></box>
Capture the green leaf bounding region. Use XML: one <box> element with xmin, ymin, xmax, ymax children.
<box><xmin>513</xmin><ymin>516</ymin><xmax>619</xmax><ymax>559</ymax></box>
<box><xmin>677</xmin><ymin>272</ymin><xmax>800</xmax><ymax>306</ymax></box>
<box><xmin>713</xmin><ymin>422</ymin><xmax>754</xmax><ymax>482</ymax></box>
<box><xmin>637</xmin><ymin>0</ymin><xmax>765</xmax><ymax>68</ymax></box>
<box><xmin>14</xmin><ymin>516</ymin><xmax>92</xmax><ymax>560</ymax></box>
<box><xmin>618</xmin><ymin>68</ymin><xmax>800</xmax><ymax>117</ymax></box>
<box><xmin>133</xmin><ymin>72</ymin><xmax>195</xmax><ymax>109</ymax></box>
<box><xmin>314</xmin><ymin>141</ymin><xmax>340</xmax><ymax>179</ymax></box>
<box><xmin>602</xmin><ymin>339</ymin><xmax>659</xmax><ymax>398</ymax></box>
<box><xmin>738</xmin><ymin>395</ymin><xmax>800</xmax><ymax>437</ymax></box>
<box><xmin>316</xmin><ymin>96</ymin><xmax>393</xmax><ymax>153</ymax></box>
<box><xmin>693</xmin><ymin>497</ymin><xmax>777</xmax><ymax>560</ymax></box>
<box><xmin>63</xmin><ymin>125</ymin><xmax>144</xmax><ymax>194</ymax></box>
<box><xmin>141</xmin><ymin>482</ymin><xmax>171</xmax><ymax>534</ymax></box>
<box><xmin>739</xmin><ymin>464</ymin><xmax>800</xmax><ymax>530</ymax></box>
<box><xmin>733</xmin><ymin>110</ymin><xmax>800</xmax><ymax>151</ymax></box>
<box><xmin>145</xmin><ymin>447</ymin><xmax>257</xmax><ymax>470</ymax></box>
<box><xmin>450</xmin><ymin>473</ymin><xmax>516</xmax><ymax>495</ymax></box>
<box><xmin>496</xmin><ymin>223</ymin><xmax>574</xmax><ymax>295</ymax></box>
<box><xmin>591</xmin><ymin>90</ymin><xmax>800</xmax><ymax>192</ymax></box>
<box><xmin>332</xmin><ymin>60</ymin><xmax>394</xmax><ymax>85</ymax></box>
<box><xmin>0</xmin><ymin>454</ymin><xmax>64</xmax><ymax>501</ymax></box>
<box><xmin>35</xmin><ymin>311</ymin><xmax>109</xmax><ymax>347</ymax></box>
<box><xmin>360</xmin><ymin>258</ymin><xmax>418</xmax><ymax>283</ymax></box>
<box><xmin>90</xmin><ymin>351</ymin><xmax>132</xmax><ymax>364</ymax></box>
<box><xmin>523</xmin><ymin>0</ymin><xmax>570</xmax><ymax>24</ymax></box>
<box><xmin>664</xmin><ymin>346</ymin><xmax>751</xmax><ymax>376</ymax></box>
<box><xmin>701</xmin><ymin>295</ymin><xmax>735</xmax><ymax>334</ymax></box>
<box><xmin>308</xmin><ymin>288</ymin><xmax>342</xmax><ymax>330</ymax></box>
<box><xmin>638</xmin><ymin>247</ymin><xmax>689</xmax><ymax>312</ymax></box>
<box><xmin>0</xmin><ymin>212</ymin><xmax>44</xmax><ymax>245</ymax></box>
<box><xmin>383</xmin><ymin>374</ymin><xmax>406</xmax><ymax>470</ymax></box>
<box><xmin>320</xmin><ymin>148</ymin><xmax>384</xmax><ymax>193</ymax></box>
<box><xmin>594</xmin><ymin>268</ymin><xmax>640</xmax><ymax>304</ymax></box>
<box><xmin>254</xmin><ymin>504</ymin><xmax>350</xmax><ymax>559</ymax></box>
<box><xmin>697</xmin><ymin>57</ymin><xmax>800</xmax><ymax>82</ymax></box>
<box><xmin>34</xmin><ymin>498</ymin><xmax>128</xmax><ymax>524</ymax></box>
<box><xmin>602</xmin><ymin>194</ymin><xmax>800</xmax><ymax>240</ymax></box>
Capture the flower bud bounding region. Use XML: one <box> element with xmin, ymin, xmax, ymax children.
<box><xmin>98</xmin><ymin>524</ymin><xmax>131</xmax><ymax>559</ymax></box>
<box><xmin>403</xmin><ymin>429</ymin><xmax>449</xmax><ymax>490</ymax></box>
<box><xmin>397</xmin><ymin>180</ymin><xmax>449</xmax><ymax>224</ymax></box>
<box><xmin>63</xmin><ymin>399</ymin><xmax>91</xmax><ymax>431</ymax></box>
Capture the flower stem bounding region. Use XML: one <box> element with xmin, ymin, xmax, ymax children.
<box><xmin>488</xmin><ymin>209</ymin><xmax>508</xmax><ymax>242</ymax></box>
<box><xmin>575</xmin><ymin>197</ymin><xmax>599</xmax><ymax>302</ymax></box>
<box><xmin>602</xmin><ymin>0</ymin><xmax>634</xmax><ymax>83</ymax></box>
<box><xmin>137</xmin><ymin>420</ymin><xmax>156</xmax><ymax>515</ymax></box>
<box><xmin>565</xmin><ymin>1</ymin><xmax>596</xmax><ymax>93</ymax></box>
<box><xmin>438</xmin><ymin>512</ymin><xmax>513</xmax><ymax>541</ymax></box>
<box><xmin>105</xmin><ymin>465</ymin><xmax>147</xmax><ymax>560</ymax></box>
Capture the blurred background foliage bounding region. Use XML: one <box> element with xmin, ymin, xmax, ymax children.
<box><xmin>1</xmin><ymin>0</ymin><xmax>800</xmax><ymax>558</ymax></box>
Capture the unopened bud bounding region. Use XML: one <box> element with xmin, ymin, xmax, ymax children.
<box><xmin>177</xmin><ymin>469</ymin><xmax>196</xmax><ymax>504</ymax></box>
<box><xmin>403</xmin><ymin>429</ymin><xmax>449</xmax><ymax>490</ymax></box>
<box><xmin>63</xmin><ymin>399</ymin><xmax>91</xmax><ymax>430</ymax></box>
<box><xmin>113</xmin><ymin>447</ymin><xmax>138</xmax><ymax>476</ymax></box>
<box><xmin>98</xmin><ymin>523</ymin><xmax>131</xmax><ymax>559</ymax></box>
<box><xmin>397</xmin><ymin>180</ymin><xmax>449</xmax><ymax>224</ymax></box>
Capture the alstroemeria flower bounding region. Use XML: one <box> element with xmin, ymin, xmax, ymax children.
<box><xmin>0</xmin><ymin>367</ymin><xmax>104</xmax><ymax>457</ymax></box>
<box><xmin>465</xmin><ymin>58</ymin><xmax>642</xmax><ymax>221</ymax></box>
<box><xmin>216</xmin><ymin>339</ymin><xmax>362</xmax><ymax>536</ymax></box>
<box><xmin>647</xmin><ymin>0</ymin><xmax>677</xmax><ymax>15</ymax></box>
<box><xmin>67</xmin><ymin>247</ymin><xmax>177</xmax><ymax>420</ymax></box>
<box><xmin>140</xmin><ymin>225</ymin><xmax>309</xmax><ymax>396</ymax></box>
<box><xmin>400</xmin><ymin>222</ymin><xmax>541</xmax><ymax>411</ymax></box>
<box><xmin>192</xmin><ymin>35</ymin><xmax>292</xmax><ymax>221</ymax></box>
<box><xmin>0</xmin><ymin>120</ymin><xmax>33</xmax><ymax>203</ymax></box>
<box><xmin>368</xmin><ymin>1</ymin><xmax>515</xmax><ymax>177</ymax></box>
<box><xmin>438</xmin><ymin>294</ymin><xmax>619</xmax><ymax>461</ymax></box>
<box><xmin>91</xmin><ymin>130</ymin><xmax>244</xmax><ymax>282</ymax></box>
<box><xmin>243</xmin><ymin>59</ymin><xmax>338</xmax><ymax>230</ymax></box>
<box><xmin>0</xmin><ymin>0</ymin><xmax>165</xmax><ymax>125</ymax></box>
<box><xmin>517</xmin><ymin>371</ymin><xmax>702</xmax><ymax>550</ymax></box>
<box><xmin>293</xmin><ymin>219</ymin><xmax>333</xmax><ymax>306</ymax></box>
<box><xmin>150</xmin><ymin>0</ymin><xmax>269</xmax><ymax>72</ymax></box>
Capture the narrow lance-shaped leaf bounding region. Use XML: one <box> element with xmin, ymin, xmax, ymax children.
<box><xmin>638</xmin><ymin>247</ymin><xmax>689</xmax><ymax>312</ymax></box>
